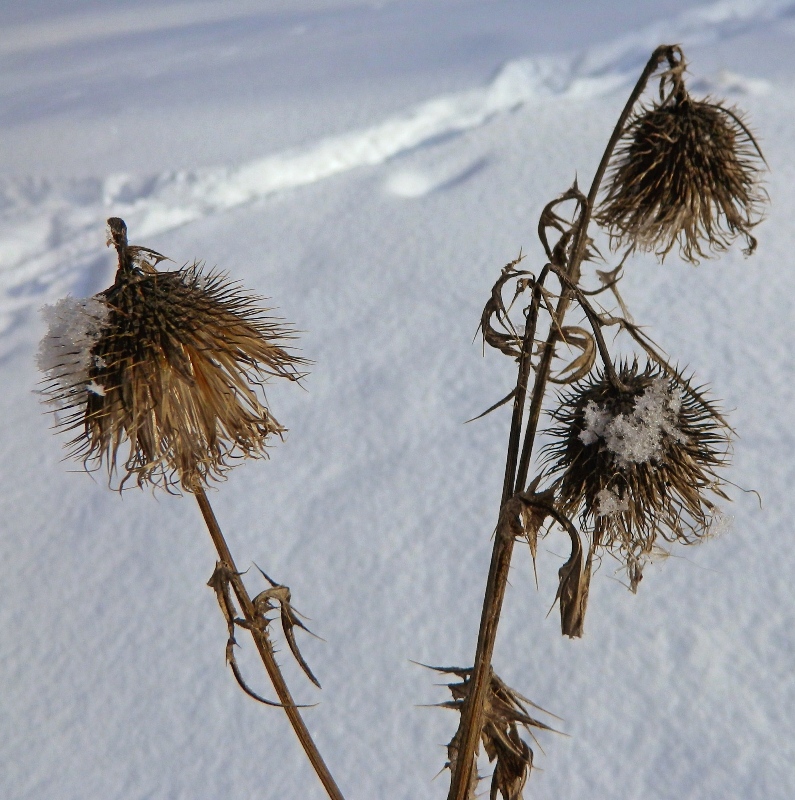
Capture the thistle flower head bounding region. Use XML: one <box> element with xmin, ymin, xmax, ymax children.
<box><xmin>597</xmin><ymin>80</ymin><xmax>766</xmax><ymax>263</ymax></box>
<box><xmin>38</xmin><ymin>218</ymin><xmax>306</xmax><ymax>492</ymax></box>
<box><xmin>542</xmin><ymin>360</ymin><xmax>731</xmax><ymax>589</ymax></box>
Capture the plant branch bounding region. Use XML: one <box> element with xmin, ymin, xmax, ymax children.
<box><xmin>446</xmin><ymin>271</ymin><xmax>545</xmax><ymax>800</ymax></box>
<box><xmin>446</xmin><ymin>46</ymin><xmax>681</xmax><ymax>800</ymax></box>
<box><xmin>195</xmin><ymin>487</ymin><xmax>346</xmax><ymax>800</ymax></box>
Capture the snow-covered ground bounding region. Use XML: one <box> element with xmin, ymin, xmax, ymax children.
<box><xmin>2</xmin><ymin>1</ymin><xmax>794</xmax><ymax>798</ymax></box>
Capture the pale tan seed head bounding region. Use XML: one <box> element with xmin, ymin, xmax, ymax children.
<box><xmin>39</xmin><ymin>218</ymin><xmax>306</xmax><ymax>492</ymax></box>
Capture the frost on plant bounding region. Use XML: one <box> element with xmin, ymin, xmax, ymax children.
<box><xmin>579</xmin><ymin>377</ymin><xmax>687</xmax><ymax>467</ymax></box>
<box><xmin>543</xmin><ymin>361</ymin><xmax>731</xmax><ymax>594</ymax></box>
<box><xmin>595</xmin><ymin>488</ymin><xmax>629</xmax><ymax>517</ymax></box>
<box><xmin>37</xmin><ymin>296</ymin><xmax>110</xmax><ymax>410</ymax></box>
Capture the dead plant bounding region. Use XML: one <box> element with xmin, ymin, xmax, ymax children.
<box><xmin>441</xmin><ymin>45</ymin><xmax>764</xmax><ymax>800</ymax></box>
<box><xmin>38</xmin><ymin>218</ymin><xmax>345</xmax><ymax>800</ymax></box>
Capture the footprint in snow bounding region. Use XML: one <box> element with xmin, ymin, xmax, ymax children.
<box><xmin>384</xmin><ymin>157</ymin><xmax>488</xmax><ymax>199</ymax></box>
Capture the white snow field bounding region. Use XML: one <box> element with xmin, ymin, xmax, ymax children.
<box><xmin>2</xmin><ymin>1</ymin><xmax>794</xmax><ymax>798</ymax></box>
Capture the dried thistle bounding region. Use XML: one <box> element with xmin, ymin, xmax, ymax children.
<box><xmin>433</xmin><ymin>666</ymin><xmax>558</xmax><ymax>800</ymax></box>
<box><xmin>543</xmin><ymin>360</ymin><xmax>731</xmax><ymax>590</ymax></box>
<box><xmin>38</xmin><ymin>220</ymin><xmax>346</xmax><ymax>800</ymax></box>
<box><xmin>597</xmin><ymin>71</ymin><xmax>766</xmax><ymax>262</ymax></box>
<box><xmin>445</xmin><ymin>45</ymin><xmax>761</xmax><ymax>800</ymax></box>
<box><xmin>38</xmin><ymin>217</ymin><xmax>305</xmax><ymax>492</ymax></box>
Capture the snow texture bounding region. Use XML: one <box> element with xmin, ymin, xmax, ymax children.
<box><xmin>2</xmin><ymin>2</ymin><xmax>795</xmax><ymax>799</ymax></box>
<box><xmin>36</xmin><ymin>295</ymin><xmax>109</xmax><ymax>408</ymax></box>
<box><xmin>595</xmin><ymin>487</ymin><xmax>630</xmax><ymax>518</ymax></box>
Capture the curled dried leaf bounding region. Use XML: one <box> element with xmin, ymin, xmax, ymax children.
<box><xmin>253</xmin><ymin>568</ymin><xmax>321</xmax><ymax>688</ymax></box>
<box><xmin>428</xmin><ymin>665</ymin><xmax>559</xmax><ymax>800</ymax></box>
<box><xmin>206</xmin><ymin>562</ymin><xmax>284</xmax><ymax>707</ymax></box>
<box><xmin>478</xmin><ymin>256</ymin><xmax>529</xmax><ymax>359</ymax></box>
<box><xmin>550</xmin><ymin>326</ymin><xmax>596</xmax><ymax>385</ymax></box>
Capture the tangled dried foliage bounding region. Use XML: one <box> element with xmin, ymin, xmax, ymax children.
<box><xmin>597</xmin><ymin>63</ymin><xmax>765</xmax><ymax>262</ymax></box>
<box><xmin>39</xmin><ymin>218</ymin><xmax>305</xmax><ymax>491</ymax></box>
<box><xmin>542</xmin><ymin>360</ymin><xmax>731</xmax><ymax>591</ymax></box>
<box><xmin>433</xmin><ymin>666</ymin><xmax>558</xmax><ymax>800</ymax></box>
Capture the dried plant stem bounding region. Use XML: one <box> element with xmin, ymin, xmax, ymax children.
<box><xmin>447</xmin><ymin>298</ymin><xmax>539</xmax><ymax>800</ymax></box>
<box><xmin>446</xmin><ymin>47</ymin><xmax>678</xmax><ymax>800</ymax></box>
<box><xmin>195</xmin><ymin>487</ymin><xmax>346</xmax><ymax>800</ymax></box>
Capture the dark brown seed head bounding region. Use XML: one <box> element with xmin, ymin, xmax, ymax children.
<box><xmin>38</xmin><ymin>220</ymin><xmax>306</xmax><ymax>492</ymax></box>
<box><xmin>597</xmin><ymin>88</ymin><xmax>765</xmax><ymax>263</ymax></box>
<box><xmin>542</xmin><ymin>361</ymin><xmax>731</xmax><ymax>589</ymax></box>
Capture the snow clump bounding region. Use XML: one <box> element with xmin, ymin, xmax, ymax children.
<box><xmin>595</xmin><ymin>487</ymin><xmax>629</xmax><ymax>517</ymax></box>
<box><xmin>37</xmin><ymin>296</ymin><xmax>110</xmax><ymax>409</ymax></box>
<box><xmin>579</xmin><ymin>378</ymin><xmax>687</xmax><ymax>468</ymax></box>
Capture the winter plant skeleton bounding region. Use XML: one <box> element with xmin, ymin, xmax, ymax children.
<box><xmin>34</xmin><ymin>44</ymin><xmax>764</xmax><ymax>800</ymax></box>
<box><xmin>38</xmin><ymin>219</ymin><xmax>346</xmax><ymax>800</ymax></box>
<box><xmin>442</xmin><ymin>45</ymin><xmax>764</xmax><ymax>800</ymax></box>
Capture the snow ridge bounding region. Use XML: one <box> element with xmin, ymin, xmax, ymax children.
<box><xmin>0</xmin><ymin>0</ymin><xmax>788</xmax><ymax>347</ymax></box>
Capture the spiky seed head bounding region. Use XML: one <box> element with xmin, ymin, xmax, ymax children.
<box><xmin>542</xmin><ymin>360</ymin><xmax>731</xmax><ymax>589</ymax></box>
<box><xmin>38</xmin><ymin>218</ymin><xmax>306</xmax><ymax>492</ymax></box>
<box><xmin>597</xmin><ymin>86</ymin><xmax>765</xmax><ymax>263</ymax></box>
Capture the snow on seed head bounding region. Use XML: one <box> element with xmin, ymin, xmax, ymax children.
<box><xmin>543</xmin><ymin>360</ymin><xmax>731</xmax><ymax>590</ymax></box>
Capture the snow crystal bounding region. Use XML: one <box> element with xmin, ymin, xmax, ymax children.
<box><xmin>580</xmin><ymin>401</ymin><xmax>611</xmax><ymax>445</ymax></box>
<box><xmin>595</xmin><ymin>487</ymin><xmax>629</xmax><ymax>517</ymax></box>
<box><xmin>707</xmin><ymin>509</ymin><xmax>734</xmax><ymax>537</ymax></box>
<box><xmin>580</xmin><ymin>378</ymin><xmax>687</xmax><ymax>467</ymax></box>
<box><xmin>86</xmin><ymin>381</ymin><xmax>106</xmax><ymax>397</ymax></box>
<box><xmin>37</xmin><ymin>296</ymin><xmax>110</xmax><ymax>409</ymax></box>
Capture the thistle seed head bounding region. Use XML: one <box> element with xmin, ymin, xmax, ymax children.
<box><xmin>597</xmin><ymin>86</ymin><xmax>765</xmax><ymax>263</ymax></box>
<box><xmin>542</xmin><ymin>361</ymin><xmax>731</xmax><ymax>589</ymax></box>
<box><xmin>38</xmin><ymin>219</ymin><xmax>306</xmax><ymax>492</ymax></box>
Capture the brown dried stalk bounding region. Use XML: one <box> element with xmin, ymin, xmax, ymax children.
<box><xmin>445</xmin><ymin>44</ymin><xmax>761</xmax><ymax>800</ymax></box>
<box><xmin>197</xmin><ymin>489</ymin><xmax>344</xmax><ymax>800</ymax></box>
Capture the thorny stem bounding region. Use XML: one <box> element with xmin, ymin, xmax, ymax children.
<box><xmin>447</xmin><ymin>274</ymin><xmax>545</xmax><ymax>800</ymax></box>
<box><xmin>446</xmin><ymin>46</ymin><xmax>680</xmax><ymax>800</ymax></box>
<box><xmin>195</xmin><ymin>487</ymin><xmax>346</xmax><ymax>800</ymax></box>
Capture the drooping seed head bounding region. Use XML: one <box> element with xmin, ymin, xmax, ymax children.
<box><xmin>597</xmin><ymin>86</ymin><xmax>766</xmax><ymax>263</ymax></box>
<box><xmin>38</xmin><ymin>219</ymin><xmax>306</xmax><ymax>492</ymax></box>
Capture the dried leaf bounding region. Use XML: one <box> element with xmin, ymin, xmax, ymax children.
<box><xmin>426</xmin><ymin>664</ymin><xmax>559</xmax><ymax>800</ymax></box>
<box><xmin>550</xmin><ymin>326</ymin><xmax>596</xmax><ymax>385</ymax></box>
<box><xmin>254</xmin><ymin>568</ymin><xmax>321</xmax><ymax>688</ymax></box>
<box><xmin>206</xmin><ymin>562</ymin><xmax>284</xmax><ymax>707</ymax></box>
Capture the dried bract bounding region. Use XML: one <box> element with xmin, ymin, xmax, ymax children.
<box><xmin>597</xmin><ymin>84</ymin><xmax>765</xmax><ymax>262</ymax></box>
<box><xmin>38</xmin><ymin>218</ymin><xmax>305</xmax><ymax>491</ymax></box>
<box><xmin>434</xmin><ymin>666</ymin><xmax>557</xmax><ymax>800</ymax></box>
<box><xmin>542</xmin><ymin>361</ymin><xmax>731</xmax><ymax>589</ymax></box>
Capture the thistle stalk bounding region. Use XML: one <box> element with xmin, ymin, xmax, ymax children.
<box><xmin>446</xmin><ymin>45</ymin><xmax>688</xmax><ymax>800</ymax></box>
<box><xmin>195</xmin><ymin>488</ymin><xmax>346</xmax><ymax>800</ymax></box>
